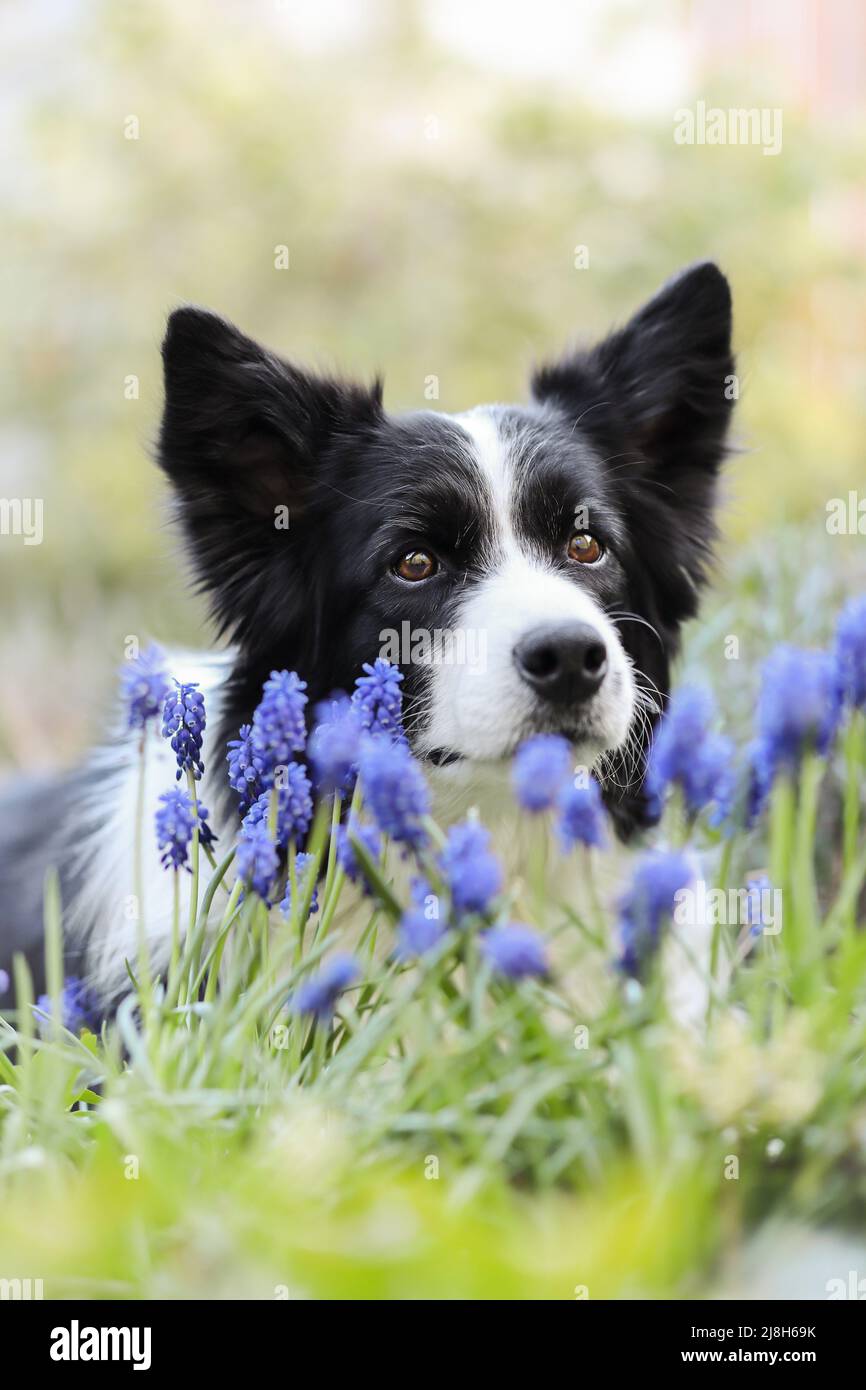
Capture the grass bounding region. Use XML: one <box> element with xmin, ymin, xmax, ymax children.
<box><xmin>1</xmin><ymin>525</ymin><xmax>866</xmax><ymax>1301</ymax></box>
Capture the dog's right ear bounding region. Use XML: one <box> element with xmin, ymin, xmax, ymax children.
<box><xmin>158</xmin><ymin>307</ymin><xmax>382</xmax><ymax>640</ymax></box>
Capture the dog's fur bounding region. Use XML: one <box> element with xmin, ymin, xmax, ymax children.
<box><xmin>0</xmin><ymin>263</ymin><xmax>734</xmax><ymax>1004</ymax></box>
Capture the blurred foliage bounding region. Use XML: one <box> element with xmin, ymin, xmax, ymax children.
<box><xmin>0</xmin><ymin>0</ymin><xmax>864</xmax><ymax>768</ymax></box>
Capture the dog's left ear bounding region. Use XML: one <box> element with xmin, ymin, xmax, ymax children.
<box><xmin>532</xmin><ymin>260</ymin><xmax>734</xmax><ymax>616</ymax></box>
<box><xmin>533</xmin><ymin>260</ymin><xmax>733</xmax><ymax>474</ymax></box>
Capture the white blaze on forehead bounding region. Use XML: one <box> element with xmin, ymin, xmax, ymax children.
<box><xmin>453</xmin><ymin>406</ymin><xmax>516</xmax><ymax>562</ymax></box>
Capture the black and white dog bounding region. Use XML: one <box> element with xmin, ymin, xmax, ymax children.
<box><xmin>0</xmin><ymin>262</ymin><xmax>734</xmax><ymax>1005</ymax></box>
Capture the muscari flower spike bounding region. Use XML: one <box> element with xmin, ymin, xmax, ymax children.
<box><xmin>250</xmin><ymin>670</ymin><xmax>308</xmax><ymax>783</ymax></box>
<box><xmin>556</xmin><ymin>777</ymin><xmax>608</xmax><ymax>850</ymax></box>
<box><xmin>834</xmin><ymin>595</ymin><xmax>866</xmax><ymax>711</ymax></box>
<box><xmin>242</xmin><ymin>762</ymin><xmax>313</xmax><ymax>848</ymax></box>
<box><xmin>290</xmin><ymin>954</ymin><xmax>359</xmax><ymax>1022</ymax></box>
<box><xmin>236</xmin><ymin>820</ymin><xmax>280</xmax><ymax>902</ymax></box>
<box><xmin>616</xmin><ymin>848</ymin><xmax>694</xmax><ymax>978</ymax></box>
<box><xmin>358</xmin><ymin>737</ymin><xmax>430</xmax><ymax>850</ymax></box>
<box><xmin>395</xmin><ymin>904</ymin><xmax>447</xmax><ymax>961</ymax></box>
<box><xmin>481</xmin><ymin>924</ymin><xmax>549</xmax><ymax>980</ymax></box>
<box><xmin>351</xmin><ymin>658</ymin><xmax>406</xmax><ymax>743</ymax></box>
<box><xmin>280</xmin><ymin>851</ymin><xmax>319</xmax><ymax>922</ymax></box>
<box><xmin>646</xmin><ymin>685</ymin><xmax>733</xmax><ymax>817</ymax></box>
<box><xmin>308</xmin><ymin>695</ymin><xmax>363</xmax><ymax>793</ymax></box>
<box><xmin>511</xmin><ymin>734</ymin><xmax>572</xmax><ymax>812</ymax></box>
<box><xmin>162</xmin><ymin>681</ymin><xmax>207</xmax><ymax>781</ymax></box>
<box><xmin>34</xmin><ymin>977</ymin><xmax>101</xmax><ymax>1037</ymax></box>
<box><xmin>754</xmin><ymin>644</ymin><xmax>840</xmax><ymax>782</ymax></box>
<box><xmin>155</xmin><ymin>787</ymin><xmax>215</xmax><ymax>872</ymax></box>
<box><xmin>120</xmin><ymin>643</ymin><xmax>172</xmax><ymax>732</ymax></box>
<box><xmin>227</xmin><ymin>723</ymin><xmax>268</xmax><ymax>816</ymax></box>
<box><xmin>335</xmin><ymin>817</ymin><xmax>382</xmax><ymax>893</ymax></box>
<box><xmin>438</xmin><ymin>820</ymin><xmax>503</xmax><ymax>917</ymax></box>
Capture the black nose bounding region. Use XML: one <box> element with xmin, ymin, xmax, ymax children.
<box><xmin>513</xmin><ymin>623</ymin><xmax>608</xmax><ymax>705</ymax></box>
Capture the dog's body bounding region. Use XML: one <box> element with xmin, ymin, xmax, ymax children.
<box><xmin>0</xmin><ymin>263</ymin><xmax>735</xmax><ymax>1006</ymax></box>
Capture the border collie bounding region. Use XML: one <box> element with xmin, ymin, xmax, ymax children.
<box><xmin>0</xmin><ymin>262</ymin><xmax>734</xmax><ymax>1005</ymax></box>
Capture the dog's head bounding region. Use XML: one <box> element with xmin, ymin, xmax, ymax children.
<box><xmin>158</xmin><ymin>262</ymin><xmax>734</xmax><ymax>833</ymax></box>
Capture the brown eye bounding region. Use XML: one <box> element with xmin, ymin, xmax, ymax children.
<box><xmin>395</xmin><ymin>550</ymin><xmax>437</xmax><ymax>582</ymax></box>
<box><xmin>567</xmin><ymin>533</ymin><xmax>603</xmax><ymax>565</ymax></box>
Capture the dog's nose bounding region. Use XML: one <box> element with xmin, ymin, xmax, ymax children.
<box><xmin>513</xmin><ymin>623</ymin><xmax>608</xmax><ymax>705</ymax></box>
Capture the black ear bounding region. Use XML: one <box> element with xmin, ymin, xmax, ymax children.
<box><xmin>533</xmin><ymin>261</ymin><xmax>734</xmax><ymax>480</ymax></box>
<box><xmin>158</xmin><ymin>307</ymin><xmax>382</xmax><ymax>641</ymax></box>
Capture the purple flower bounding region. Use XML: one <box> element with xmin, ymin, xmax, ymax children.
<box><xmin>481</xmin><ymin>924</ymin><xmax>549</xmax><ymax>980</ymax></box>
<box><xmin>835</xmin><ymin>595</ymin><xmax>866</xmax><ymax>710</ymax></box>
<box><xmin>155</xmin><ymin>788</ymin><xmax>215</xmax><ymax>872</ymax></box>
<box><xmin>242</xmin><ymin>763</ymin><xmax>313</xmax><ymax>848</ymax></box>
<box><xmin>616</xmin><ymin>849</ymin><xmax>694</xmax><ymax>978</ymax></box>
<box><xmin>335</xmin><ymin>817</ymin><xmax>381</xmax><ymax>892</ymax></box>
<box><xmin>0</xmin><ymin>969</ymin><xmax>8</xmax><ymax>996</ymax></box>
<box><xmin>290</xmin><ymin>954</ymin><xmax>359</xmax><ymax>1021</ymax></box>
<box><xmin>358</xmin><ymin>737</ymin><xmax>430</xmax><ymax>849</ymax></box>
<box><xmin>250</xmin><ymin>670</ymin><xmax>308</xmax><ymax>782</ymax></box>
<box><xmin>511</xmin><ymin>735</ymin><xmax>571</xmax><ymax>812</ymax></box>
<box><xmin>646</xmin><ymin>686</ymin><xmax>733</xmax><ymax>816</ymax></box>
<box><xmin>395</xmin><ymin>906</ymin><xmax>447</xmax><ymax>960</ymax></box>
<box><xmin>162</xmin><ymin>681</ymin><xmax>207</xmax><ymax>781</ymax></box>
<box><xmin>308</xmin><ymin>696</ymin><xmax>362</xmax><ymax>793</ymax></box>
<box><xmin>34</xmin><ymin>977</ymin><xmax>101</xmax><ymax>1036</ymax></box>
<box><xmin>556</xmin><ymin>778</ymin><xmax>607</xmax><ymax>850</ymax></box>
<box><xmin>438</xmin><ymin>820</ymin><xmax>502</xmax><ymax>916</ymax></box>
<box><xmin>756</xmin><ymin>645</ymin><xmax>840</xmax><ymax>778</ymax></box>
<box><xmin>352</xmin><ymin>659</ymin><xmax>406</xmax><ymax>743</ymax></box>
<box><xmin>120</xmin><ymin>643</ymin><xmax>171</xmax><ymax>731</ymax></box>
<box><xmin>279</xmin><ymin>852</ymin><xmax>319</xmax><ymax>922</ymax></box>
<box><xmin>236</xmin><ymin>821</ymin><xmax>280</xmax><ymax>901</ymax></box>
<box><xmin>226</xmin><ymin>724</ymin><xmax>268</xmax><ymax>816</ymax></box>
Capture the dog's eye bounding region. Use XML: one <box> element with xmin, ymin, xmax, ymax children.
<box><xmin>394</xmin><ymin>550</ymin><xmax>438</xmax><ymax>582</ymax></box>
<box><xmin>567</xmin><ymin>533</ymin><xmax>604</xmax><ymax>565</ymax></box>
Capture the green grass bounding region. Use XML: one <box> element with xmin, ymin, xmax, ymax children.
<box><xmin>1</xmin><ymin>527</ymin><xmax>866</xmax><ymax>1300</ymax></box>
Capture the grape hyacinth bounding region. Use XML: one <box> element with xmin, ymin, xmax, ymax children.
<box><xmin>834</xmin><ymin>595</ymin><xmax>866</xmax><ymax>711</ymax></box>
<box><xmin>481</xmin><ymin>924</ymin><xmax>549</xmax><ymax>980</ymax></box>
<box><xmin>162</xmin><ymin>681</ymin><xmax>207</xmax><ymax>781</ymax></box>
<box><xmin>439</xmin><ymin>820</ymin><xmax>503</xmax><ymax>917</ymax></box>
<box><xmin>120</xmin><ymin>643</ymin><xmax>171</xmax><ymax>731</ymax></box>
<box><xmin>617</xmin><ymin>848</ymin><xmax>694</xmax><ymax>978</ymax></box>
<box><xmin>308</xmin><ymin>696</ymin><xmax>363</xmax><ymax>793</ymax></box>
<box><xmin>646</xmin><ymin>686</ymin><xmax>733</xmax><ymax>817</ymax></box>
<box><xmin>226</xmin><ymin>724</ymin><xmax>268</xmax><ymax>816</ymax></box>
<box><xmin>754</xmin><ymin>645</ymin><xmax>840</xmax><ymax>782</ymax></box>
<box><xmin>395</xmin><ymin>905</ymin><xmax>447</xmax><ymax>961</ymax></box>
<box><xmin>351</xmin><ymin>658</ymin><xmax>406</xmax><ymax>743</ymax></box>
<box><xmin>511</xmin><ymin>735</ymin><xmax>571</xmax><ymax>812</ymax></box>
<box><xmin>242</xmin><ymin>763</ymin><xmax>313</xmax><ymax>848</ymax></box>
<box><xmin>335</xmin><ymin>817</ymin><xmax>382</xmax><ymax>892</ymax></box>
<box><xmin>280</xmin><ymin>852</ymin><xmax>319</xmax><ymax>922</ymax></box>
<box><xmin>156</xmin><ymin>788</ymin><xmax>215</xmax><ymax>872</ymax></box>
<box><xmin>250</xmin><ymin>670</ymin><xmax>308</xmax><ymax>783</ymax></box>
<box><xmin>358</xmin><ymin>737</ymin><xmax>430</xmax><ymax>849</ymax></box>
<box><xmin>34</xmin><ymin>977</ymin><xmax>101</xmax><ymax>1036</ymax></box>
<box><xmin>236</xmin><ymin>821</ymin><xmax>280</xmax><ymax>902</ymax></box>
<box><xmin>290</xmin><ymin>954</ymin><xmax>359</xmax><ymax>1022</ymax></box>
<box><xmin>744</xmin><ymin>872</ymin><xmax>774</xmax><ymax>937</ymax></box>
<box><xmin>556</xmin><ymin>777</ymin><xmax>608</xmax><ymax>850</ymax></box>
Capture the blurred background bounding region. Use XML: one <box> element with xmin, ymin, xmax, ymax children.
<box><xmin>1</xmin><ymin>0</ymin><xmax>864</xmax><ymax>770</ymax></box>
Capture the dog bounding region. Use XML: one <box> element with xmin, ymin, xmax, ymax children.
<box><xmin>0</xmin><ymin>262</ymin><xmax>735</xmax><ymax>1006</ymax></box>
